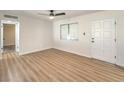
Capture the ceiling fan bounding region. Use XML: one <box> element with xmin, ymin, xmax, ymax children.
<box><xmin>38</xmin><ymin>10</ymin><xmax>66</xmax><ymax>19</ymax></box>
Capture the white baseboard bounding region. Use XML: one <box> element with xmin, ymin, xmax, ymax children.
<box><xmin>19</xmin><ymin>46</ymin><xmax>91</xmax><ymax>59</ymax></box>
<box><xmin>19</xmin><ymin>47</ymin><xmax>52</xmax><ymax>55</ymax></box>
<box><xmin>53</xmin><ymin>47</ymin><xmax>91</xmax><ymax>58</ymax></box>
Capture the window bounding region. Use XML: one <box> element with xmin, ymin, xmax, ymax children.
<box><xmin>60</xmin><ymin>23</ymin><xmax>78</xmax><ymax>40</ymax></box>
<box><xmin>60</xmin><ymin>24</ymin><xmax>68</xmax><ymax>40</ymax></box>
<box><xmin>69</xmin><ymin>23</ymin><xmax>78</xmax><ymax>40</ymax></box>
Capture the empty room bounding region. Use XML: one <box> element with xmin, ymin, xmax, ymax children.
<box><xmin>0</xmin><ymin>10</ymin><xmax>124</xmax><ymax>82</ymax></box>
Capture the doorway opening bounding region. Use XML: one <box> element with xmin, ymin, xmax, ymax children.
<box><xmin>3</xmin><ymin>24</ymin><xmax>15</xmax><ymax>52</ymax></box>
<box><xmin>0</xmin><ymin>20</ymin><xmax>20</xmax><ymax>54</ymax></box>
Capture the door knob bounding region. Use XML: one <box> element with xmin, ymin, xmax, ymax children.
<box><xmin>92</xmin><ymin>38</ymin><xmax>94</xmax><ymax>40</ymax></box>
<box><xmin>91</xmin><ymin>41</ymin><xmax>95</xmax><ymax>43</ymax></box>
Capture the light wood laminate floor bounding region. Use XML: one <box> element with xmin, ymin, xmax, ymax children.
<box><xmin>0</xmin><ymin>48</ymin><xmax>124</xmax><ymax>82</ymax></box>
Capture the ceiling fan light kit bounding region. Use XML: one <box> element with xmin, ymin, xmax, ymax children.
<box><xmin>49</xmin><ymin>16</ymin><xmax>55</xmax><ymax>19</ymax></box>
<box><xmin>38</xmin><ymin>10</ymin><xmax>66</xmax><ymax>20</ymax></box>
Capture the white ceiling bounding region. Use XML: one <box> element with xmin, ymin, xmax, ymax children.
<box><xmin>0</xmin><ymin>10</ymin><xmax>102</xmax><ymax>21</ymax></box>
<box><xmin>23</xmin><ymin>10</ymin><xmax>102</xmax><ymax>21</ymax></box>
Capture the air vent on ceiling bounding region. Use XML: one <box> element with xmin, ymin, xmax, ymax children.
<box><xmin>4</xmin><ymin>15</ymin><xmax>18</xmax><ymax>19</ymax></box>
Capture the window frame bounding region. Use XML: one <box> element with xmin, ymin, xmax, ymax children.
<box><xmin>60</xmin><ymin>22</ymin><xmax>79</xmax><ymax>41</ymax></box>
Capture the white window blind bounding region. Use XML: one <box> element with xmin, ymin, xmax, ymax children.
<box><xmin>60</xmin><ymin>23</ymin><xmax>78</xmax><ymax>40</ymax></box>
<box><xmin>69</xmin><ymin>23</ymin><xmax>78</xmax><ymax>40</ymax></box>
<box><xmin>60</xmin><ymin>24</ymin><xmax>68</xmax><ymax>40</ymax></box>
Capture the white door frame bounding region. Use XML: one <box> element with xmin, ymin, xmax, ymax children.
<box><xmin>0</xmin><ymin>20</ymin><xmax>20</xmax><ymax>53</ymax></box>
<box><xmin>91</xmin><ymin>19</ymin><xmax>117</xmax><ymax>64</ymax></box>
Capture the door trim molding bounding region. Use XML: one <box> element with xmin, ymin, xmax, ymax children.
<box><xmin>0</xmin><ymin>20</ymin><xmax>20</xmax><ymax>53</ymax></box>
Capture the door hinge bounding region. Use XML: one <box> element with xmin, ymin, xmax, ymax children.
<box><xmin>114</xmin><ymin>38</ymin><xmax>116</xmax><ymax>42</ymax></box>
<box><xmin>115</xmin><ymin>56</ymin><xmax>117</xmax><ymax>59</ymax></box>
<box><xmin>115</xmin><ymin>21</ymin><xmax>116</xmax><ymax>25</ymax></box>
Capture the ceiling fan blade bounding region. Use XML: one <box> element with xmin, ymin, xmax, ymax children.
<box><xmin>55</xmin><ymin>13</ymin><xmax>65</xmax><ymax>16</ymax></box>
<box><xmin>38</xmin><ymin>13</ymin><xmax>49</xmax><ymax>16</ymax></box>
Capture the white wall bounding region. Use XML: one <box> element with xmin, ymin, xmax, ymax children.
<box><xmin>19</xmin><ymin>16</ymin><xmax>53</xmax><ymax>55</ymax></box>
<box><xmin>0</xmin><ymin>11</ymin><xmax>53</xmax><ymax>55</ymax></box>
<box><xmin>53</xmin><ymin>17</ymin><xmax>91</xmax><ymax>58</ymax></box>
<box><xmin>53</xmin><ymin>10</ymin><xmax>124</xmax><ymax>67</ymax></box>
<box><xmin>3</xmin><ymin>24</ymin><xmax>15</xmax><ymax>46</ymax></box>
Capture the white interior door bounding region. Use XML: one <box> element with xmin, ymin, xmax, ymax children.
<box><xmin>91</xmin><ymin>21</ymin><xmax>103</xmax><ymax>60</ymax></box>
<box><xmin>92</xmin><ymin>19</ymin><xmax>116</xmax><ymax>64</ymax></box>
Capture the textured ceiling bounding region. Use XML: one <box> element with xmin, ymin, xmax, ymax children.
<box><xmin>0</xmin><ymin>10</ymin><xmax>102</xmax><ymax>21</ymax></box>
<box><xmin>24</xmin><ymin>10</ymin><xmax>101</xmax><ymax>21</ymax></box>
